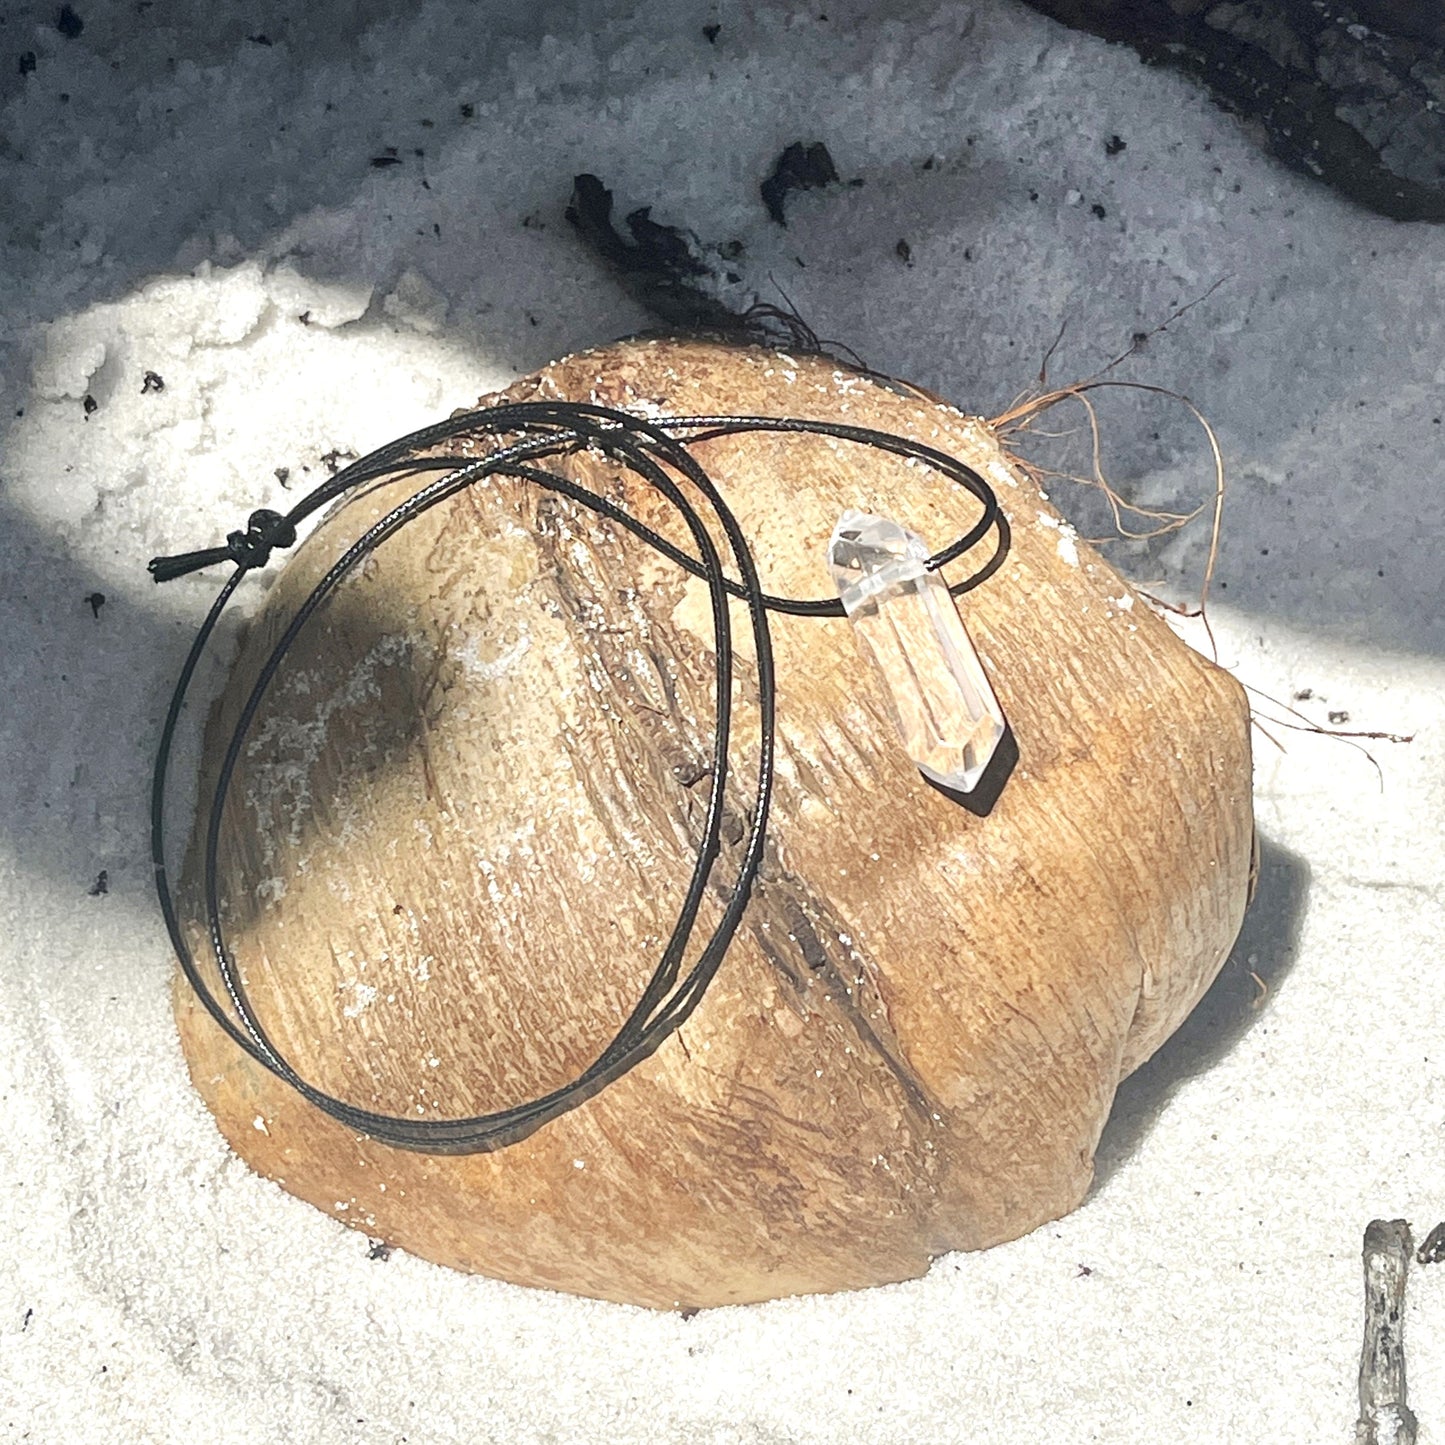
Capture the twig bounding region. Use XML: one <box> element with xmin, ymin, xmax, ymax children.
<box><xmin>992</xmin><ymin>379</ymin><xmax>1226</xmax><ymax>661</ymax></box>
<box><xmin>1356</xmin><ymin>1219</ymin><xmax>1416</xmax><ymax>1445</ymax></box>
<box><xmin>991</xmin><ymin>286</ymin><xmax>1232</xmax><ymax>660</ymax></box>
<box><xmin>1241</xmin><ymin>682</ymin><xmax>1414</xmax><ymax>791</ymax></box>
<box><xmin>1094</xmin><ymin>277</ymin><xmax>1232</xmax><ymax>377</ymax></box>
<box><xmin>1038</xmin><ymin>317</ymin><xmax>1068</xmax><ymax>386</ymax></box>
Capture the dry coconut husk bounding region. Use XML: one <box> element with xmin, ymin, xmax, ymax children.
<box><xmin>173</xmin><ymin>336</ymin><xmax>1254</xmax><ymax>1309</ymax></box>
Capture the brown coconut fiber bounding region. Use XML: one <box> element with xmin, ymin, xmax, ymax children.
<box><xmin>172</xmin><ymin>336</ymin><xmax>1254</xmax><ymax>1309</ymax></box>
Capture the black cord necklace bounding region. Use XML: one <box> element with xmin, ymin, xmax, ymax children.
<box><xmin>150</xmin><ymin>400</ymin><xmax>1007</xmax><ymax>1155</ymax></box>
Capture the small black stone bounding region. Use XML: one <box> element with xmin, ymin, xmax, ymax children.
<box><xmin>141</xmin><ymin>370</ymin><xmax>165</xmax><ymax>394</ymax></box>
<box><xmin>1091</xmin><ymin>203</ymin><xmax>1108</xmax><ymax>219</ymax></box>
<box><xmin>895</xmin><ymin>237</ymin><xmax>912</xmax><ymax>263</ymax></box>
<box><xmin>760</xmin><ymin>141</ymin><xmax>840</xmax><ymax>226</ymax></box>
<box><xmin>1329</xmin><ymin>710</ymin><xmax>1350</xmax><ymax>725</ymax></box>
<box><xmin>84</xmin><ymin>591</ymin><xmax>104</xmax><ymax>619</ymax></box>
<box><xmin>88</xmin><ymin>870</ymin><xmax>108</xmax><ymax>897</ymax></box>
<box><xmin>82</xmin><ymin>393</ymin><xmax>97</xmax><ymax>416</ymax></box>
<box><xmin>702</xmin><ymin>22</ymin><xmax>720</xmax><ymax>43</ymax></box>
<box><xmin>367</xmin><ymin>1239</ymin><xmax>393</xmax><ymax>1261</ymax></box>
<box><xmin>19</xmin><ymin>50</ymin><xmax>36</xmax><ymax>74</ymax></box>
<box><xmin>1105</xmin><ymin>134</ymin><xmax>1127</xmax><ymax>156</ymax></box>
<box><xmin>247</xmin><ymin>32</ymin><xmax>272</xmax><ymax>45</ymax></box>
<box><xmin>56</xmin><ymin>5</ymin><xmax>83</xmax><ymax>38</ymax></box>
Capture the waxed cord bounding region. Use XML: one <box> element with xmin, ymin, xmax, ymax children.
<box><xmin>149</xmin><ymin>401</ymin><xmax>1006</xmax><ymax>1154</ymax></box>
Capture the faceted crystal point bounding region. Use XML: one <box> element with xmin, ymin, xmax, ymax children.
<box><xmin>828</xmin><ymin>509</ymin><xmax>1007</xmax><ymax>793</ymax></box>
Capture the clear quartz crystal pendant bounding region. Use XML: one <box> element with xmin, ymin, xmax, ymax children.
<box><xmin>828</xmin><ymin>509</ymin><xmax>1007</xmax><ymax>793</ymax></box>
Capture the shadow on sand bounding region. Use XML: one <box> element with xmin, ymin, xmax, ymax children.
<box><xmin>1092</xmin><ymin>833</ymin><xmax>1311</xmax><ymax>1186</ymax></box>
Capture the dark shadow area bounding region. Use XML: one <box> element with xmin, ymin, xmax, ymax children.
<box><xmin>3</xmin><ymin>0</ymin><xmax>1444</xmax><ymax>673</ymax></box>
<box><xmin>0</xmin><ymin>1</ymin><xmax>1431</xmax><ymax>939</ymax></box>
<box><xmin>922</xmin><ymin>724</ymin><xmax>1018</xmax><ymax>817</ymax></box>
<box><xmin>1016</xmin><ymin>0</ymin><xmax>1445</xmax><ymax>222</ymax></box>
<box><xmin>0</xmin><ymin>0</ymin><xmax>631</xmax><ymax>410</ymax></box>
<box><xmin>1091</xmin><ymin>833</ymin><xmax>1312</xmax><ymax>1187</ymax></box>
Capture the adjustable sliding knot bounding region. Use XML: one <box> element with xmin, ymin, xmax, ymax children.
<box><xmin>227</xmin><ymin>509</ymin><xmax>297</xmax><ymax>569</ymax></box>
<box><xmin>148</xmin><ymin>508</ymin><xmax>298</xmax><ymax>583</ymax></box>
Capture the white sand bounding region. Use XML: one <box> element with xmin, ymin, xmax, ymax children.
<box><xmin>2</xmin><ymin>1</ymin><xmax>1443</xmax><ymax>1440</ymax></box>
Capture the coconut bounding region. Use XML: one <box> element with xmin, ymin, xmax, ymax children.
<box><xmin>172</xmin><ymin>336</ymin><xmax>1253</xmax><ymax>1309</ymax></box>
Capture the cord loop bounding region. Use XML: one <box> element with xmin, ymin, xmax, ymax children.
<box><xmin>149</xmin><ymin>400</ymin><xmax>1007</xmax><ymax>1154</ymax></box>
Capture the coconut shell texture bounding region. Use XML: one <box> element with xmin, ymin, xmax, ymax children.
<box><xmin>173</xmin><ymin>338</ymin><xmax>1254</xmax><ymax>1308</ymax></box>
